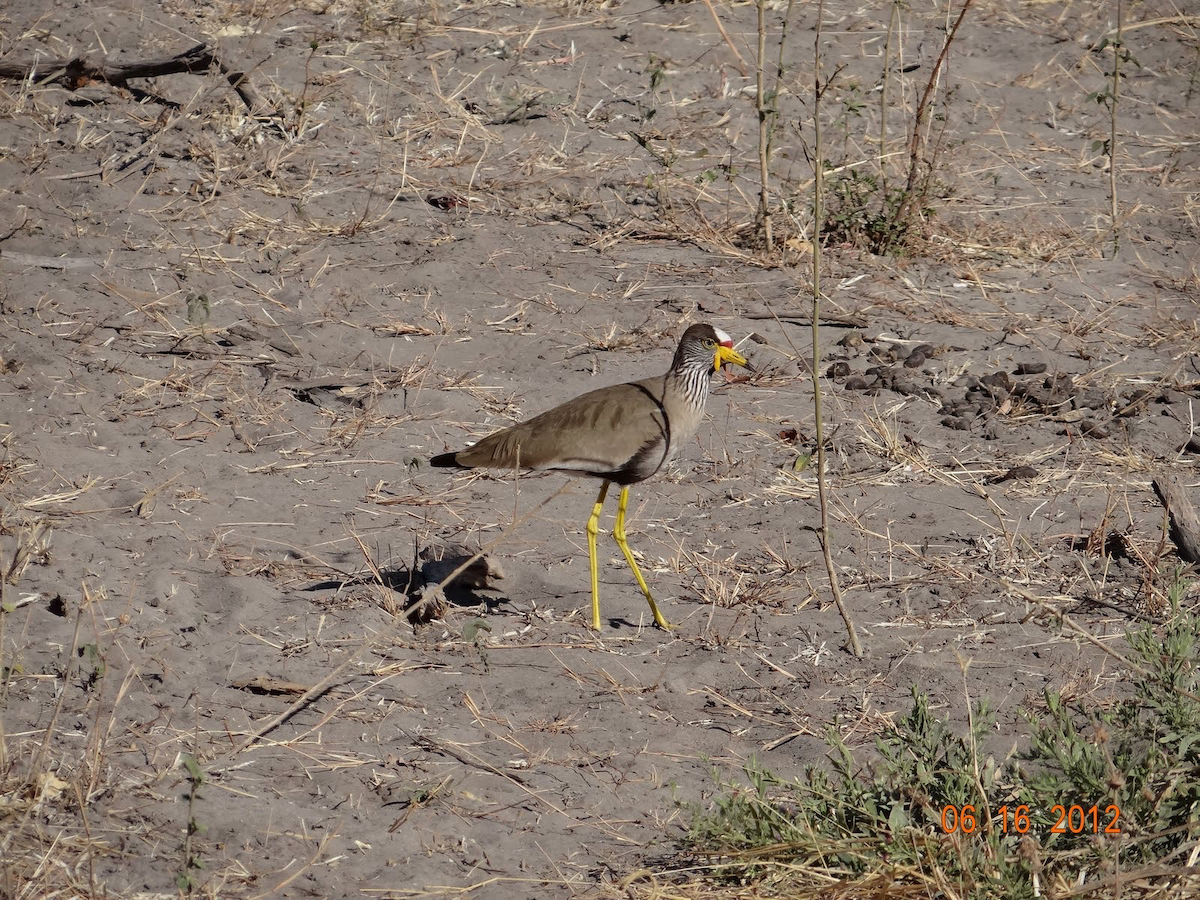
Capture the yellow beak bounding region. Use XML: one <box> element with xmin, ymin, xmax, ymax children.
<box><xmin>715</xmin><ymin>343</ymin><xmax>748</xmax><ymax>371</ymax></box>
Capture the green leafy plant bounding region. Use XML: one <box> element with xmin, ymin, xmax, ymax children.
<box><xmin>686</xmin><ymin>581</ymin><xmax>1200</xmax><ymax>898</ymax></box>
<box><xmin>687</xmin><ymin>689</ymin><xmax>1029</xmax><ymax>897</ymax></box>
<box><xmin>821</xmin><ymin>168</ymin><xmax>915</xmax><ymax>253</ymax></box>
<box><xmin>77</xmin><ymin>642</ymin><xmax>105</xmax><ymax>692</ymax></box>
<box><xmin>463</xmin><ymin>618</ymin><xmax>492</xmax><ymax>674</ymax></box>
<box><xmin>1024</xmin><ymin>573</ymin><xmax>1200</xmax><ymax>869</ymax></box>
<box><xmin>176</xmin><ymin>753</ymin><xmax>208</xmax><ymax>894</ymax></box>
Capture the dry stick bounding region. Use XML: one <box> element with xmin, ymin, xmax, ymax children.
<box><xmin>812</xmin><ymin>0</ymin><xmax>862</xmax><ymax>658</ymax></box>
<box><xmin>208</xmin><ymin>646</ymin><xmax>367</xmax><ymax>766</ymax></box>
<box><xmin>347</xmin><ymin>525</ymin><xmax>386</xmax><ymax>587</ymax></box>
<box><xmin>745</xmin><ymin>311</ymin><xmax>867</xmax><ymax>327</ymax></box>
<box><xmin>295</xmin><ymin>40</ymin><xmax>321</xmax><ymax>136</ymax></box>
<box><xmin>764</xmin><ymin>0</ymin><xmax>797</xmax><ymax>248</ymax></box>
<box><xmin>1104</xmin><ymin>13</ymin><xmax>1200</xmax><ymax>34</ymax></box>
<box><xmin>0</xmin><ymin>250</ymin><xmax>101</xmax><ymax>269</ymax></box>
<box><xmin>248</xmin><ymin>824</ymin><xmax>342</xmax><ymax>900</ymax></box>
<box><xmin>771</xmin><ymin>0</ymin><xmax>797</xmax><ymax>130</ymax></box>
<box><xmin>413</xmin><ymin>734</ymin><xmax>570</xmax><ymax>818</ymax></box>
<box><xmin>1151</xmin><ymin>474</ymin><xmax>1200</xmax><ymax>565</ymax></box>
<box><xmin>0</xmin><ymin>42</ymin><xmax>266</xmax><ymax>114</ymax></box>
<box><xmin>1009</xmin><ymin>579</ymin><xmax>1200</xmax><ymax>706</ymax></box>
<box><xmin>512</xmin><ymin>447</ymin><xmax>522</xmax><ymax>545</ymax></box>
<box><xmin>0</xmin><ymin>546</ymin><xmax>9</xmax><ymax>777</ymax></box>
<box><xmin>81</xmin><ymin>592</ymin><xmax>115</xmax><ymax>796</ymax></box>
<box><xmin>89</xmin><ymin>664</ymin><xmax>138</xmax><ymax>796</ymax></box>
<box><xmin>71</xmin><ymin>780</ymin><xmax>99</xmax><ymax>897</ymax></box>
<box><xmin>28</xmin><ymin>585</ymin><xmax>88</xmax><ymax>782</ymax></box>
<box><xmin>956</xmin><ymin>655</ymin><xmax>993</xmax><ymax>829</ymax></box>
<box><xmin>1108</xmin><ymin>0</ymin><xmax>1124</xmax><ymax>259</ymax></box>
<box><xmin>283</xmin><ymin>671</ymin><xmax>406</xmax><ymax>747</ymax></box>
<box><xmin>1055</xmin><ymin>864</ymin><xmax>1200</xmax><ymax>899</ymax></box>
<box><xmin>699</xmin><ymin>0</ymin><xmax>749</xmax><ymax>77</ymax></box>
<box><xmin>755</xmin><ymin>0</ymin><xmax>773</xmax><ymax>252</ymax></box>
<box><xmin>879</xmin><ymin>1</ymin><xmax>901</xmax><ymax>192</ymax></box>
<box><xmin>43</xmin><ymin>47</ymin><xmax>264</xmax><ymax>185</ymax></box>
<box><xmin>891</xmin><ymin>0</ymin><xmax>974</xmax><ymax>249</ymax></box>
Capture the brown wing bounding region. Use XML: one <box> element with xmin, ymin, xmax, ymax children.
<box><xmin>450</xmin><ymin>378</ymin><xmax>670</xmax><ymax>484</ymax></box>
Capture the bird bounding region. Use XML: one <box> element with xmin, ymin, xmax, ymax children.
<box><xmin>430</xmin><ymin>323</ymin><xmax>748</xmax><ymax>630</ymax></box>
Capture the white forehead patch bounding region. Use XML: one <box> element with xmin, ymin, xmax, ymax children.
<box><xmin>713</xmin><ymin>326</ymin><xmax>732</xmax><ymax>344</ymax></box>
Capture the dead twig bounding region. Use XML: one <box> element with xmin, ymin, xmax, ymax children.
<box><xmin>1151</xmin><ymin>474</ymin><xmax>1200</xmax><ymax>565</ymax></box>
<box><xmin>1012</xmin><ymin>579</ymin><xmax>1200</xmax><ymax>705</ymax></box>
<box><xmin>0</xmin><ymin>42</ymin><xmax>269</xmax><ymax>114</ymax></box>
<box><xmin>0</xmin><ymin>250</ymin><xmax>101</xmax><ymax>270</ymax></box>
<box><xmin>207</xmin><ymin>644</ymin><xmax>366</xmax><ymax>767</ymax></box>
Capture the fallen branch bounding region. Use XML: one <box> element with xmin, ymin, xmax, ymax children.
<box><xmin>0</xmin><ymin>250</ymin><xmax>101</xmax><ymax>271</ymax></box>
<box><xmin>1152</xmin><ymin>473</ymin><xmax>1200</xmax><ymax>565</ymax></box>
<box><xmin>0</xmin><ymin>41</ymin><xmax>267</xmax><ymax>114</ymax></box>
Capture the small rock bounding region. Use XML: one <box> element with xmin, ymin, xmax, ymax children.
<box><xmin>1046</xmin><ymin>374</ymin><xmax>1074</xmax><ymax>396</ymax></box>
<box><xmin>1117</xmin><ymin>389</ymin><xmax>1153</xmax><ymax>415</ymax></box>
<box><xmin>1058</xmin><ymin>408</ymin><xmax>1091</xmax><ymax>424</ymax></box>
<box><xmin>1072</xmin><ymin>389</ymin><xmax>1106</xmax><ymax>411</ymax></box>
<box><xmin>979</xmin><ymin>373</ymin><xmax>1012</xmax><ymax>401</ymax></box>
<box><xmin>994</xmin><ymin>465</ymin><xmax>1038</xmax><ymax>483</ymax></box>
<box><xmin>981</xmin><ymin>371</ymin><xmax>1014</xmax><ymax>392</ymax></box>
<box><xmin>961</xmin><ymin>402</ymin><xmax>987</xmax><ymax>419</ymax></box>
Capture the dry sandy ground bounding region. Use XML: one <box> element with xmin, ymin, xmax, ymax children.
<box><xmin>1</xmin><ymin>0</ymin><xmax>1198</xmax><ymax>897</ymax></box>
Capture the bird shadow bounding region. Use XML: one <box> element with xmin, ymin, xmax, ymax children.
<box><xmin>302</xmin><ymin>547</ymin><xmax>508</xmax><ymax>624</ymax></box>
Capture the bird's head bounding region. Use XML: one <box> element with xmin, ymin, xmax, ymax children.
<box><xmin>678</xmin><ymin>324</ymin><xmax>748</xmax><ymax>372</ymax></box>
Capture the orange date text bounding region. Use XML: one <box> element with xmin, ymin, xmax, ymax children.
<box><xmin>939</xmin><ymin>804</ymin><xmax>1121</xmax><ymax>834</ymax></box>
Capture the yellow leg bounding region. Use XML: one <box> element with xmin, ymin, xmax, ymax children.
<box><xmin>586</xmin><ymin>481</ymin><xmax>610</xmax><ymax>630</ymax></box>
<box><xmin>614</xmin><ymin>486</ymin><xmax>671</xmax><ymax>630</ymax></box>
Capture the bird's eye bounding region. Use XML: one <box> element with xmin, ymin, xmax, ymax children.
<box><xmin>703</xmin><ymin>338</ymin><xmax>715</xmax><ymax>348</ymax></box>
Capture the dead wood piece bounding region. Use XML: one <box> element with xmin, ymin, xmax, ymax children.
<box><xmin>1151</xmin><ymin>473</ymin><xmax>1200</xmax><ymax>564</ymax></box>
<box><xmin>0</xmin><ymin>250</ymin><xmax>101</xmax><ymax>271</ymax></box>
<box><xmin>0</xmin><ymin>42</ymin><xmax>265</xmax><ymax>114</ymax></box>
<box><xmin>745</xmin><ymin>311</ymin><xmax>868</xmax><ymax>328</ymax></box>
<box><xmin>231</xmin><ymin>675</ymin><xmax>312</xmax><ymax>696</ymax></box>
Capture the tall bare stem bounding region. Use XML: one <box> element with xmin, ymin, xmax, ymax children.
<box><xmin>1108</xmin><ymin>0</ymin><xmax>1123</xmax><ymax>258</ymax></box>
<box><xmin>812</xmin><ymin>0</ymin><xmax>862</xmax><ymax>658</ymax></box>
<box><xmin>755</xmin><ymin>0</ymin><xmax>773</xmax><ymax>251</ymax></box>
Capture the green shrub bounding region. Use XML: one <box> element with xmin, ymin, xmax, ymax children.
<box><xmin>686</xmin><ymin>577</ymin><xmax>1200</xmax><ymax>898</ymax></box>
